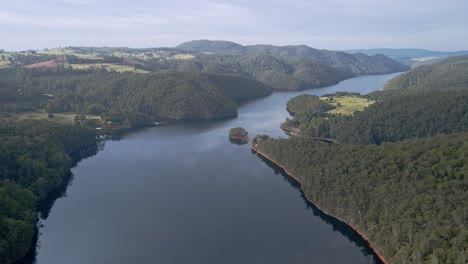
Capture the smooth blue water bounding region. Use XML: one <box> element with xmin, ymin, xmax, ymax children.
<box><xmin>33</xmin><ymin>73</ymin><xmax>401</xmax><ymax>264</ymax></box>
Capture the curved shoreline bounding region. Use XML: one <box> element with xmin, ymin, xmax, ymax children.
<box><xmin>251</xmin><ymin>145</ymin><xmax>388</xmax><ymax>264</ymax></box>
<box><xmin>11</xmin><ymin>141</ymin><xmax>102</xmax><ymax>264</ymax></box>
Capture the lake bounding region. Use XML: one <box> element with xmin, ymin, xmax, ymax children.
<box><xmin>32</xmin><ymin>73</ymin><xmax>401</xmax><ymax>264</ymax></box>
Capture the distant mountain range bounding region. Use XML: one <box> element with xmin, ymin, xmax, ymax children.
<box><xmin>176</xmin><ymin>40</ymin><xmax>408</xmax><ymax>75</ymax></box>
<box><xmin>343</xmin><ymin>48</ymin><xmax>468</xmax><ymax>59</ymax></box>
<box><xmin>171</xmin><ymin>40</ymin><xmax>409</xmax><ymax>90</ymax></box>
<box><xmin>384</xmin><ymin>55</ymin><xmax>468</xmax><ymax>92</ymax></box>
<box><xmin>1</xmin><ymin>40</ymin><xmax>409</xmax><ymax>91</ymax></box>
<box><xmin>343</xmin><ymin>48</ymin><xmax>468</xmax><ymax>68</ymax></box>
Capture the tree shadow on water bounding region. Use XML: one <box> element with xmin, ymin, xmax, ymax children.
<box><xmin>17</xmin><ymin>142</ymin><xmax>105</xmax><ymax>264</ymax></box>
<box><xmin>253</xmin><ymin>150</ymin><xmax>383</xmax><ymax>264</ymax></box>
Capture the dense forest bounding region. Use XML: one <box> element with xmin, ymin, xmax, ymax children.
<box><xmin>176</xmin><ymin>40</ymin><xmax>409</xmax><ymax>76</ymax></box>
<box><xmin>1</xmin><ymin>40</ymin><xmax>408</xmax><ymax>93</ymax></box>
<box><xmin>229</xmin><ymin>127</ymin><xmax>249</xmax><ymax>138</ymax></box>
<box><xmin>172</xmin><ymin>40</ymin><xmax>409</xmax><ymax>90</ymax></box>
<box><xmin>0</xmin><ymin>120</ymin><xmax>96</xmax><ymax>263</ymax></box>
<box><xmin>286</xmin><ymin>94</ymin><xmax>335</xmax><ymax>115</ymax></box>
<box><xmin>252</xmin><ymin>55</ymin><xmax>468</xmax><ymax>263</ymax></box>
<box><xmin>254</xmin><ymin>133</ymin><xmax>467</xmax><ymax>264</ymax></box>
<box><xmin>287</xmin><ymin>90</ymin><xmax>467</xmax><ymax>144</ymax></box>
<box><xmin>140</xmin><ymin>53</ymin><xmax>353</xmax><ymax>90</ymax></box>
<box><xmin>383</xmin><ymin>56</ymin><xmax>468</xmax><ymax>93</ymax></box>
<box><xmin>0</xmin><ymin>42</ymin><xmax>408</xmax><ymax>262</ymax></box>
<box><xmin>0</xmin><ymin>68</ymin><xmax>272</xmax><ymax>125</ymax></box>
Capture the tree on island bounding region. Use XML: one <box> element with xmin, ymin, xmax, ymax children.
<box><xmin>229</xmin><ymin>127</ymin><xmax>248</xmax><ymax>139</ymax></box>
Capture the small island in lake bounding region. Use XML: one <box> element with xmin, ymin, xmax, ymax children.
<box><xmin>228</xmin><ymin>127</ymin><xmax>250</xmax><ymax>145</ymax></box>
<box><xmin>229</xmin><ymin>127</ymin><xmax>249</xmax><ymax>139</ymax></box>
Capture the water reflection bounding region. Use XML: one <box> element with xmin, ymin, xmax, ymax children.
<box><xmin>39</xmin><ymin>141</ymin><xmax>105</xmax><ymax>219</ymax></box>
<box><xmin>229</xmin><ymin>138</ymin><xmax>250</xmax><ymax>145</ymax></box>
<box><xmin>19</xmin><ymin>142</ymin><xmax>105</xmax><ymax>264</ymax></box>
<box><xmin>254</xmin><ymin>151</ymin><xmax>382</xmax><ymax>264</ymax></box>
<box><xmin>31</xmin><ymin>73</ymin><xmax>402</xmax><ymax>264</ymax></box>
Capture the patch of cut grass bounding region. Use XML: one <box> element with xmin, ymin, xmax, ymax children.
<box><xmin>17</xmin><ymin>112</ymin><xmax>101</xmax><ymax>124</ymax></box>
<box><xmin>0</xmin><ymin>60</ymin><xmax>11</xmax><ymax>68</ymax></box>
<box><xmin>169</xmin><ymin>54</ymin><xmax>195</xmax><ymax>60</ymax></box>
<box><xmin>320</xmin><ymin>96</ymin><xmax>375</xmax><ymax>115</ymax></box>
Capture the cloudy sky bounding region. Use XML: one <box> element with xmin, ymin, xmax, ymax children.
<box><xmin>2</xmin><ymin>0</ymin><xmax>468</xmax><ymax>51</ymax></box>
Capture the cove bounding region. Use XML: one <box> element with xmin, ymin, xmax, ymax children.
<box><xmin>29</xmin><ymin>72</ymin><xmax>402</xmax><ymax>264</ymax></box>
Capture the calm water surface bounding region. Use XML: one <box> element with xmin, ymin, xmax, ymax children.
<box><xmin>33</xmin><ymin>73</ymin><xmax>401</xmax><ymax>264</ymax></box>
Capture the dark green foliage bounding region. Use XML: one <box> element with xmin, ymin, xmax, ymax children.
<box><xmin>171</xmin><ymin>40</ymin><xmax>409</xmax><ymax>90</ymax></box>
<box><xmin>255</xmin><ymin>133</ymin><xmax>467</xmax><ymax>264</ymax></box>
<box><xmin>0</xmin><ymin>120</ymin><xmax>96</xmax><ymax>197</ymax></box>
<box><xmin>141</xmin><ymin>53</ymin><xmax>352</xmax><ymax>91</ymax></box>
<box><xmin>0</xmin><ymin>120</ymin><xmax>95</xmax><ymax>262</ymax></box>
<box><xmin>0</xmin><ymin>181</ymin><xmax>36</xmax><ymax>264</ymax></box>
<box><xmin>174</xmin><ymin>40</ymin><xmax>409</xmax><ymax>77</ymax></box>
<box><xmin>238</xmin><ymin>55</ymin><xmax>352</xmax><ymax>90</ymax></box>
<box><xmin>252</xmin><ymin>58</ymin><xmax>468</xmax><ymax>263</ymax></box>
<box><xmin>0</xmin><ymin>68</ymin><xmax>272</xmax><ymax>123</ymax></box>
<box><xmin>294</xmin><ymin>91</ymin><xmax>468</xmax><ymax>144</ymax></box>
<box><xmin>383</xmin><ymin>57</ymin><xmax>468</xmax><ymax>93</ymax></box>
<box><xmin>8</xmin><ymin>54</ymin><xmax>59</xmax><ymax>66</ymax></box>
<box><xmin>286</xmin><ymin>94</ymin><xmax>335</xmax><ymax>115</ymax></box>
<box><xmin>229</xmin><ymin>127</ymin><xmax>248</xmax><ymax>138</ymax></box>
<box><xmin>283</xmin><ymin>95</ymin><xmax>335</xmax><ymax>129</ymax></box>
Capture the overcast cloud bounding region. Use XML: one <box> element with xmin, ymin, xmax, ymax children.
<box><xmin>1</xmin><ymin>0</ymin><xmax>467</xmax><ymax>51</ymax></box>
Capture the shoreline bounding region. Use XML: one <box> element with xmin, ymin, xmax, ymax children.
<box><xmin>251</xmin><ymin>145</ymin><xmax>388</xmax><ymax>264</ymax></box>
<box><xmin>11</xmin><ymin>140</ymin><xmax>102</xmax><ymax>264</ymax></box>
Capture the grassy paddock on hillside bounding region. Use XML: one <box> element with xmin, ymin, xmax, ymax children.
<box><xmin>320</xmin><ymin>96</ymin><xmax>375</xmax><ymax>115</ymax></box>
<box><xmin>38</xmin><ymin>49</ymin><xmax>101</xmax><ymax>59</ymax></box>
<box><xmin>16</xmin><ymin>112</ymin><xmax>101</xmax><ymax>124</ymax></box>
<box><xmin>70</xmin><ymin>63</ymin><xmax>149</xmax><ymax>73</ymax></box>
<box><xmin>0</xmin><ymin>60</ymin><xmax>11</xmax><ymax>68</ymax></box>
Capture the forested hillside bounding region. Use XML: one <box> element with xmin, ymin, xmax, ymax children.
<box><xmin>251</xmin><ymin>57</ymin><xmax>468</xmax><ymax>264</ymax></box>
<box><xmin>176</xmin><ymin>40</ymin><xmax>409</xmax><ymax>75</ymax></box>
<box><xmin>1</xmin><ymin>40</ymin><xmax>408</xmax><ymax>93</ymax></box>
<box><xmin>286</xmin><ymin>94</ymin><xmax>335</xmax><ymax>115</ymax></box>
<box><xmin>155</xmin><ymin>40</ymin><xmax>411</xmax><ymax>91</ymax></box>
<box><xmin>384</xmin><ymin>55</ymin><xmax>468</xmax><ymax>92</ymax></box>
<box><xmin>254</xmin><ymin>133</ymin><xmax>467</xmax><ymax>264</ymax></box>
<box><xmin>0</xmin><ymin>120</ymin><xmax>96</xmax><ymax>263</ymax></box>
<box><xmin>0</xmin><ymin>68</ymin><xmax>272</xmax><ymax>124</ymax></box>
<box><xmin>344</xmin><ymin>48</ymin><xmax>468</xmax><ymax>58</ymax></box>
<box><xmin>141</xmin><ymin>53</ymin><xmax>352</xmax><ymax>90</ymax></box>
<box><xmin>288</xmin><ymin>90</ymin><xmax>468</xmax><ymax>144</ymax></box>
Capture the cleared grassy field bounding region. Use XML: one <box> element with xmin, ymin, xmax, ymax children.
<box><xmin>70</xmin><ymin>63</ymin><xmax>148</xmax><ymax>73</ymax></box>
<box><xmin>17</xmin><ymin>112</ymin><xmax>101</xmax><ymax>124</ymax></box>
<box><xmin>170</xmin><ymin>54</ymin><xmax>195</xmax><ymax>60</ymax></box>
<box><xmin>38</xmin><ymin>49</ymin><xmax>101</xmax><ymax>59</ymax></box>
<box><xmin>320</xmin><ymin>96</ymin><xmax>375</xmax><ymax>115</ymax></box>
<box><xmin>0</xmin><ymin>60</ymin><xmax>11</xmax><ymax>68</ymax></box>
<box><xmin>112</xmin><ymin>51</ymin><xmax>168</xmax><ymax>60</ymax></box>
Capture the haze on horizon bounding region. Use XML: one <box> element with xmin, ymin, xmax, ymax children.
<box><xmin>1</xmin><ymin>0</ymin><xmax>468</xmax><ymax>51</ymax></box>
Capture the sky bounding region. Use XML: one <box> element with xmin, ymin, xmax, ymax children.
<box><xmin>1</xmin><ymin>0</ymin><xmax>468</xmax><ymax>51</ymax></box>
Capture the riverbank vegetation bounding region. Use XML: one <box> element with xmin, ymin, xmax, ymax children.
<box><xmin>253</xmin><ymin>55</ymin><xmax>468</xmax><ymax>263</ymax></box>
<box><xmin>0</xmin><ymin>68</ymin><xmax>272</xmax><ymax>126</ymax></box>
<box><xmin>283</xmin><ymin>90</ymin><xmax>467</xmax><ymax>145</ymax></box>
<box><xmin>1</xmin><ymin>40</ymin><xmax>408</xmax><ymax>93</ymax></box>
<box><xmin>0</xmin><ymin>42</ymin><xmax>418</xmax><ymax>263</ymax></box>
<box><xmin>254</xmin><ymin>132</ymin><xmax>467</xmax><ymax>264</ymax></box>
<box><xmin>0</xmin><ymin>120</ymin><xmax>96</xmax><ymax>263</ymax></box>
